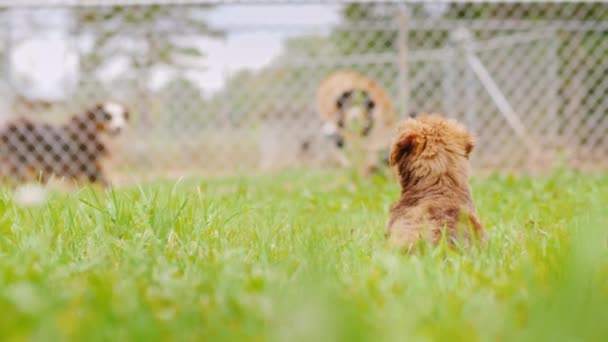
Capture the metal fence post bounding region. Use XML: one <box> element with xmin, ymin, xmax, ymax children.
<box><xmin>450</xmin><ymin>27</ymin><xmax>478</xmax><ymax>131</ymax></box>
<box><xmin>397</xmin><ymin>3</ymin><xmax>409</xmax><ymax>118</ymax></box>
<box><xmin>442</xmin><ymin>40</ymin><xmax>457</xmax><ymax>118</ymax></box>
<box><xmin>546</xmin><ymin>34</ymin><xmax>560</xmax><ymax>138</ymax></box>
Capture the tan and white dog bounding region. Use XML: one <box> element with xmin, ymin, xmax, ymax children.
<box><xmin>316</xmin><ymin>70</ymin><xmax>397</xmax><ymax>174</ymax></box>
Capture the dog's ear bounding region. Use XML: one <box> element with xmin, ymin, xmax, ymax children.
<box><xmin>390</xmin><ymin>133</ymin><xmax>417</xmax><ymax>166</ymax></box>
<box><xmin>464</xmin><ymin>135</ymin><xmax>475</xmax><ymax>159</ymax></box>
<box><xmin>88</xmin><ymin>103</ymin><xmax>103</xmax><ymax>116</ymax></box>
<box><xmin>92</xmin><ymin>103</ymin><xmax>104</xmax><ymax>113</ymax></box>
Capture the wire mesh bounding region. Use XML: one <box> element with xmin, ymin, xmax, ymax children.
<box><xmin>0</xmin><ymin>2</ymin><xmax>606</xmax><ymax>184</ymax></box>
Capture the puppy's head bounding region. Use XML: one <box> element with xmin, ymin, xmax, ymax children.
<box><xmin>88</xmin><ymin>102</ymin><xmax>129</xmax><ymax>135</ymax></box>
<box><xmin>389</xmin><ymin>113</ymin><xmax>474</xmax><ymax>186</ymax></box>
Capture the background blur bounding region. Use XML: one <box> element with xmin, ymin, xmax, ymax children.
<box><xmin>0</xmin><ymin>1</ymin><xmax>606</xmax><ymax>180</ymax></box>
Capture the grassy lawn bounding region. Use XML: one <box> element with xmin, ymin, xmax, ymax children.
<box><xmin>0</xmin><ymin>169</ymin><xmax>607</xmax><ymax>341</ymax></box>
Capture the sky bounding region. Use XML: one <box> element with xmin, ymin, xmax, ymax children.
<box><xmin>6</xmin><ymin>4</ymin><xmax>342</xmax><ymax>100</ymax></box>
<box><xmin>189</xmin><ymin>4</ymin><xmax>342</xmax><ymax>92</ymax></box>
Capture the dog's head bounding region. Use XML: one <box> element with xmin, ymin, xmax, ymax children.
<box><xmin>389</xmin><ymin>113</ymin><xmax>474</xmax><ymax>187</ymax></box>
<box><xmin>321</xmin><ymin>120</ymin><xmax>345</xmax><ymax>148</ymax></box>
<box><xmin>87</xmin><ymin>102</ymin><xmax>129</xmax><ymax>135</ymax></box>
<box><xmin>320</xmin><ymin>90</ymin><xmax>376</xmax><ymax>149</ymax></box>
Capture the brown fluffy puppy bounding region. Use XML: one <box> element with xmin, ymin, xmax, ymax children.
<box><xmin>387</xmin><ymin>113</ymin><xmax>485</xmax><ymax>248</ymax></box>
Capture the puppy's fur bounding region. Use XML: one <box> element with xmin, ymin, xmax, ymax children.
<box><xmin>387</xmin><ymin>114</ymin><xmax>485</xmax><ymax>248</ymax></box>
<box><xmin>0</xmin><ymin>102</ymin><xmax>129</xmax><ymax>187</ymax></box>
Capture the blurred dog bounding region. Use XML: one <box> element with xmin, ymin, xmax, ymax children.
<box><xmin>316</xmin><ymin>70</ymin><xmax>396</xmax><ymax>174</ymax></box>
<box><xmin>0</xmin><ymin>102</ymin><xmax>129</xmax><ymax>187</ymax></box>
<box><xmin>387</xmin><ymin>113</ymin><xmax>485</xmax><ymax>249</ymax></box>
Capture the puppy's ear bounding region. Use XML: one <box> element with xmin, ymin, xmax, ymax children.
<box><xmin>389</xmin><ymin>133</ymin><xmax>417</xmax><ymax>166</ymax></box>
<box><xmin>464</xmin><ymin>135</ymin><xmax>475</xmax><ymax>159</ymax></box>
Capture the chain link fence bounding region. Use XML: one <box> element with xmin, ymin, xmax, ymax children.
<box><xmin>0</xmin><ymin>2</ymin><xmax>606</xmax><ymax>183</ymax></box>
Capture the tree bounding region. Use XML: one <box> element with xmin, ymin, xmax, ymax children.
<box><xmin>333</xmin><ymin>3</ymin><xmax>397</xmax><ymax>56</ymax></box>
<box><xmin>76</xmin><ymin>5</ymin><xmax>223</xmax><ymax>125</ymax></box>
<box><xmin>208</xmin><ymin>34</ymin><xmax>343</xmax><ymax>125</ymax></box>
<box><xmin>77</xmin><ymin>5</ymin><xmax>222</xmax><ymax>77</ymax></box>
<box><xmin>155</xmin><ymin>78</ymin><xmax>207</xmax><ymax>134</ymax></box>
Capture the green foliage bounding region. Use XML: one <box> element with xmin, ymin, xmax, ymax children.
<box><xmin>153</xmin><ymin>78</ymin><xmax>208</xmax><ymax>133</ymax></box>
<box><xmin>77</xmin><ymin>5</ymin><xmax>222</xmax><ymax>74</ymax></box>
<box><xmin>335</xmin><ymin>3</ymin><xmax>608</xmax><ymax>53</ymax></box>
<box><xmin>334</xmin><ymin>4</ymin><xmax>397</xmax><ymax>55</ymax></box>
<box><xmin>0</xmin><ymin>169</ymin><xmax>607</xmax><ymax>340</ymax></box>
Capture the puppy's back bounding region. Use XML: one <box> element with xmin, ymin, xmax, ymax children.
<box><xmin>388</xmin><ymin>199</ymin><xmax>483</xmax><ymax>247</ymax></box>
<box><xmin>386</xmin><ymin>114</ymin><xmax>485</xmax><ymax>248</ymax></box>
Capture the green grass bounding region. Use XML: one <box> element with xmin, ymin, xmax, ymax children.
<box><xmin>0</xmin><ymin>169</ymin><xmax>607</xmax><ymax>341</ymax></box>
